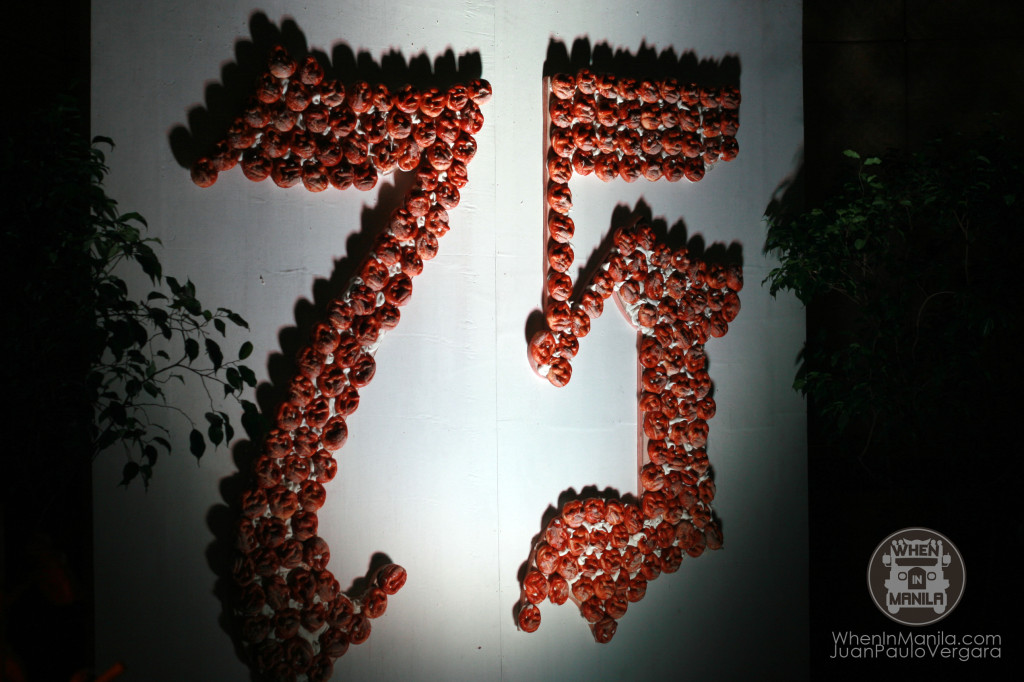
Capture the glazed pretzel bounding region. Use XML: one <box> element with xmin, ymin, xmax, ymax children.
<box><xmin>192</xmin><ymin>45</ymin><xmax>490</xmax><ymax>681</ymax></box>
<box><xmin>518</xmin><ymin>68</ymin><xmax>741</xmax><ymax>642</ymax></box>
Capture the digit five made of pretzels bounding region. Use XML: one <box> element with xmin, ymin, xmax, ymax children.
<box><xmin>519</xmin><ymin>68</ymin><xmax>741</xmax><ymax>643</ymax></box>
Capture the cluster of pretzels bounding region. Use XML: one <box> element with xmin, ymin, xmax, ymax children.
<box><xmin>531</xmin><ymin>69</ymin><xmax>740</xmax><ymax>387</ymax></box>
<box><xmin>190</xmin><ymin>44</ymin><xmax>489</xmax><ymax>191</ymax></box>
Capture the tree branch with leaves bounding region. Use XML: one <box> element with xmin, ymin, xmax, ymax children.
<box><xmin>763</xmin><ymin>136</ymin><xmax>1023</xmax><ymax>469</ymax></box>
<box><xmin>86</xmin><ymin>137</ymin><xmax>258</xmax><ymax>488</ymax></box>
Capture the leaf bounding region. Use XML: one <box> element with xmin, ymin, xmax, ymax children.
<box><xmin>96</xmin><ymin>428</ymin><xmax>120</xmax><ymax>451</ymax></box>
<box><xmin>208</xmin><ymin>422</ymin><xmax>224</xmax><ymax>446</ymax></box>
<box><xmin>118</xmin><ymin>211</ymin><xmax>148</xmax><ymax>226</ymax></box>
<box><xmin>222</xmin><ymin>310</ymin><xmax>250</xmax><ymax>329</ymax></box>
<box><xmin>225</xmin><ymin>367</ymin><xmax>242</xmax><ymax>392</ymax></box>
<box><xmin>120</xmin><ymin>461</ymin><xmax>140</xmax><ymax>486</ymax></box>
<box><xmin>147</xmin><ymin>307</ymin><xmax>169</xmax><ymax>327</ymax></box>
<box><xmin>128</xmin><ymin>320</ymin><xmax>148</xmax><ymax>350</ymax></box>
<box><xmin>843</xmin><ymin>150</ymin><xmax>860</xmax><ymax>159</ymax></box>
<box><xmin>238</xmin><ymin>341</ymin><xmax>253</xmax><ymax>360</ymax></box>
<box><xmin>238</xmin><ymin>365</ymin><xmax>257</xmax><ymax>388</ymax></box>
<box><xmin>106</xmin><ymin>402</ymin><xmax>128</xmax><ymax>426</ymax></box>
<box><xmin>108</xmin><ymin>320</ymin><xmax>134</xmax><ymax>359</ymax></box>
<box><xmin>139</xmin><ymin>465</ymin><xmax>152</xmax><ymax>489</ymax></box>
<box><xmin>205</xmin><ymin>338</ymin><xmax>223</xmax><ymax>370</ymax></box>
<box><xmin>864</xmin><ymin>157</ymin><xmax>882</xmax><ymax>166</ymax></box>
<box><xmin>182</xmin><ymin>297</ymin><xmax>202</xmax><ymax>316</ymax></box>
<box><xmin>240</xmin><ymin>400</ymin><xmax>265</xmax><ymax>441</ymax></box>
<box><xmin>189</xmin><ymin>429</ymin><xmax>206</xmax><ymax>459</ymax></box>
<box><xmin>214</xmin><ymin>318</ymin><xmax>226</xmax><ymax>336</ymax></box>
<box><xmin>136</xmin><ymin>248</ymin><xmax>162</xmax><ymax>283</ymax></box>
<box><xmin>185</xmin><ymin>338</ymin><xmax>199</xmax><ymax>362</ymax></box>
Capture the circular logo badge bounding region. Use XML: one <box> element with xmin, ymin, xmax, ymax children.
<box><xmin>867</xmin><ymin>527</ymin><xmax>965</xmax><ymax>626</ymax></box>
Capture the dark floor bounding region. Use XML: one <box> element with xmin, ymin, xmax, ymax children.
<box><xmin>802</xmin><ymin>1</ymin><xmax>1024</xmax><ymax>679</ymax></box>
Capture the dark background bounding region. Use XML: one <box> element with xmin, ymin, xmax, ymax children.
<box><xmin>803</xmin><ymin>1</ymin><xmax>1022</xmax><ymax>680</ymax></box>
<box><xmin>4</xmin><ymin>3</ymin><xmax>94</xmax><ymax>681</ymax></box>
<box><xmin>4</xmin><ymin>1</ymin><xmax>1023</xmax><ymax>680</ymax></box>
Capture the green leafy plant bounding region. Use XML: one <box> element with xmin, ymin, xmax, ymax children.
<box><xmin>86</xmin><ymin>138</ymin><xmax>260</xmax><ymax>488</ymax></box>
<box><xmin>764</xmin><ymin>136</ymin><xmax>1023</xmax><ymax>467</ymax></box>
<box><xmin>2</xmin><ymin>100</ymin><xmax>259</xmax><ymax>491</ymax></box>
<box><xmin>1</xmin><ymin>97</ymin><xmax>262</xmax><ymax>682</ymax></box>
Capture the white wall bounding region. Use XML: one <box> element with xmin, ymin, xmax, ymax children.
<box><xmin>92</xmin><ymin>1</ymin><xmax>806</xmax><ymax>679</ymax></box>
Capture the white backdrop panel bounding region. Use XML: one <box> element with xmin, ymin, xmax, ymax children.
<box><xmin>92</xmin><ymin>1</ymin><xmax>805</xmax><ymax>679</ymax></box>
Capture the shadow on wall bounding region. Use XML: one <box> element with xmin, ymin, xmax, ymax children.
<box><xmin>761</xmin><ymin>146</ymin><xmax>805</xmax><ymax>252</ymax></box>
<box><xmin>543</xmin><ymin>37</ymin><xmax>740</xmax><ymax>86</ymax></box>
<box><xmin>175</xmin><ymin>13</ymin><xmax>486</xmax><ymax>677</ymax></box>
